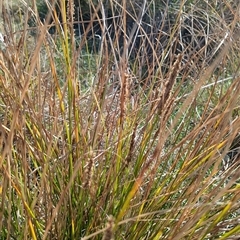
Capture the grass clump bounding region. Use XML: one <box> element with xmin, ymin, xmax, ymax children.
<box><xmin>0</xmin><ymin>0</ymin><xmax>240</xmax><ymax>239</ymax></box>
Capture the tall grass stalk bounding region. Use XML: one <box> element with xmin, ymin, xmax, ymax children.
<box><xmin>0</xmin><ymin>0</ymin><xmax>240</xmax><ymax>239</ymax></box>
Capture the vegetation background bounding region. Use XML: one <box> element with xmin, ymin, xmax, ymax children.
<box><xmin>0</xmin><ymin>0</ymin><xmax>240</xmax><ymax>239</ymax></box>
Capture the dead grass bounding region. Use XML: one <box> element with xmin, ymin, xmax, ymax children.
<box><xmin>0</xmin><ymin>0</ymin><xmax>240</xmax><ymax>239</ymax></box>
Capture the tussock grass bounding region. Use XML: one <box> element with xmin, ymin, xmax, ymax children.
<box><xmin>0</xmin><ymin>0</ymin><xmax>240</xmax><ymax>239</ymax></box>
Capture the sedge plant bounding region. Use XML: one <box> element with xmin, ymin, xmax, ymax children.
<box><xmin>0</xmin><ymin>0</ymin><xmax>240</xmax><ymax>239</ymax></box>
